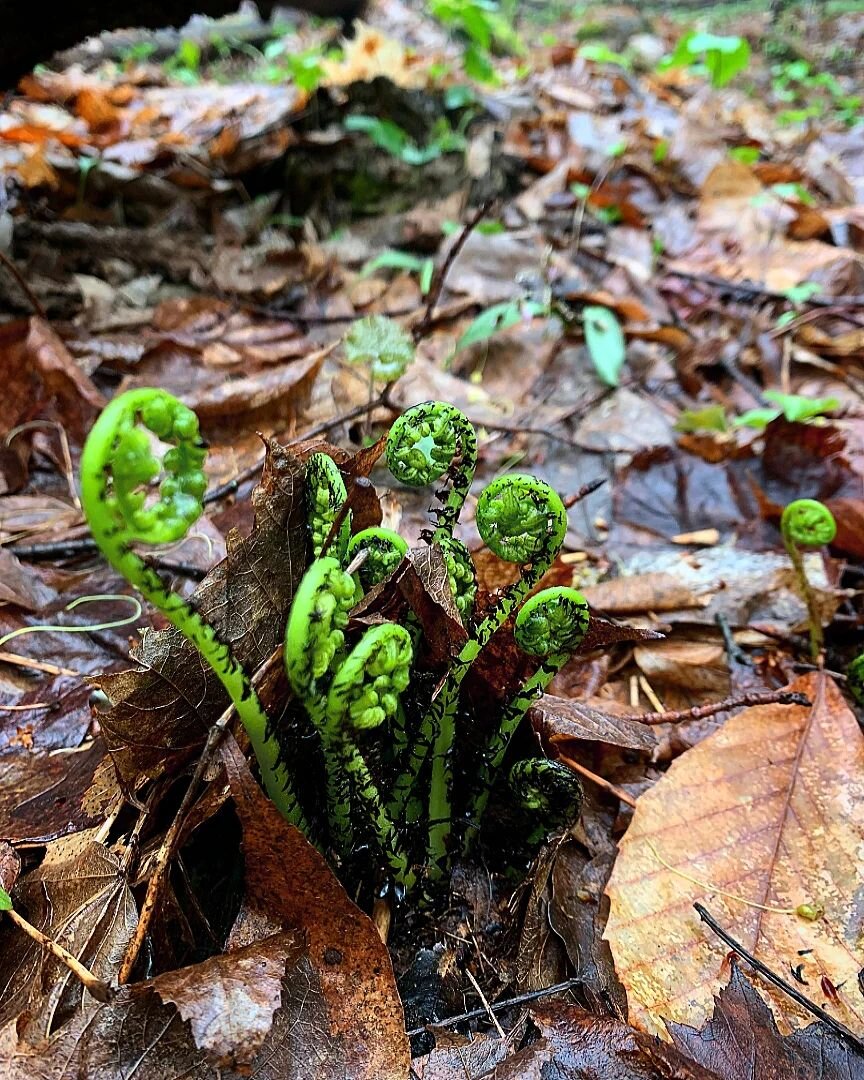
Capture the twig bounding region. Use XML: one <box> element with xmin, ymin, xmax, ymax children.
<box><xmin>694</xmin><ymin>903</ymin><xmax>864</xmax><ymax>1054</ymax></box>
<box><xmin>201</xmin><ymin>391</ymin><xmax>398</xmax><ymax>507</ymax></box>
<box><xmin>0</xmin><ymin>650</ymin><xmax>78</xmax><ymax>677</ymax></box>
<box><xmin>662</xmin><ymin>266</ymin><xmax>864</xmax><ymax>310</ymax></box>
<box><xmin>0</xmin><ymin>250</ymin><xmax>48</xmax><ymax>320</ymax></box>
<box><xmin>620</xmin><ymin>689</ymin><xmax>810</xmax><ymax>727</ymax></box>
<box><xmin>464</xmin><ymin>966</ymin><xmax>506</xmax><ymax>1040</ymax></box>
<box><xmin>414</xmin><ymin>200</ymin><xmax>493</xmax><ymax>341</ymax></box>
<box><xmin>117</xmin><ymin>699</ymin><xmax>236</xmax><ymax>984</ymax></box>
<box><xmin>4</xmin><ymin>906</ymin><xmax>114</xmax><ymax>1001</ymax></box>
<box><xmin>405</xmin><ymin>976</ymin><xmax>581</xmax><ymax>1037</ymax></box>
<box><xmin>564</xmin><ymin>759</ymin><xmax>637</xmax><ymax>808</ymax></box>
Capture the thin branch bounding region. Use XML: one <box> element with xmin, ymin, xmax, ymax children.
<box><xmin>4</xmin><ymin>907</ymin><xmax>114</xmax><ymax>1001</ymax></box>
<box><xmin>620</xmin><ymin>690</ymin><xmax>810</xmax><ymax>727</ymax></box>
<box><xmin>0</xmin><ymin>250</ymin><xmax>48</xmax><ymax>320</ymax></box>
<box><xmin>564</xmin><ymin>759</ymin><xmax>637</xmax><ymax>808</ymax></box>
<box><xmin>694</xmin><ymin>903</ymin><xmax>864</xmax><ymax>1054</ymax></box>
<box><xmin>405</xmin><ymin>976</ymin><xmax>581</xmax><ymax>1037</ymax></box>
<box><xmin>414</xmin><ymin>200</ymin><xmax>493</xmax><ymax>341</ymax></box>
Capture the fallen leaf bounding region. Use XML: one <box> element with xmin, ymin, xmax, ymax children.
<box><xmin>531</xmin><ymin>694</ymin><xmax>656</xmax><ymax>752</ymax></box>
<box><xmin>669</xmin><ymin>963</ymin><xmax>864</xmax><ymax>1080</ymax></box>
<box><xmin>221</xmin><ymin>734</ymin><xmax>410</xmax><ymax>1080</ymax></box>
<box><xmin>604</xmin><ymin>672</ymin><xmax>864</xmax><ymax>1037</ymax></box>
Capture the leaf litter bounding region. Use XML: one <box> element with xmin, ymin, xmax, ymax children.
<box><xmin>1</xmin><ymin>0</ymin><xmax>864</xmax><ymax>1075</ymax></box>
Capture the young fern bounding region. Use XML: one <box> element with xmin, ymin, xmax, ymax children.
<box><xmin>438</xmin><ymin>534</ymin><xmax>477</xmax><ymax>622</ymax></box>
<box><xmin>780</xmin><ymin>498</ymin><xmax>836</xmax><ymax>660</ymax></box>
<box><xmin>306</xmin><ymin>453</ymin><xmax>350</xmax><ymax>562</ymax></box>
<box><xmin>462</xmin><ymin>586</ymin><xmax>589</xmax><ymax>853</ymax></box>
<box><xmin>346</xmin><ymin>527</ymin><xmax>408</xmax><ymax>593</ymax></box>
<box><xmin>508</xmin><ymin>759</ymin><xmax>584</xmax><ymax>845</ymax></box>
<box><xmin>284</xmin><ymin>557</ymin><xmax>357</xmax><ymax>848</ymax></box>
<box><xmin>418</xmin><ymin>474</ymin><xmax>569</xmax><ymax>882</ymax></box>
<box><xmin>284</xmin><ymin>557</ymin><xmax>415</xmax><ymax>886</ymax></box>
<box><xmin>325</xmin><ymin>623</ymin><xmax>416</xmax><ymax>893</ymax></box>
<box><xmin>80</xmin><ymin>388</ymin><xmax>306</xmax><ymax>829</ymax></box>
<box><xmin>386</xmin><ymin>401</ymin><xmax>477</xmax><ymax>540</ymax></box>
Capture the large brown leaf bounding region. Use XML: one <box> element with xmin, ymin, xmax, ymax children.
<box><xmin>604</xmin><ymin>672</ymin><xmax>864</xmax><ymax>1037</ymax></box>
<box><xmin>221</xmin><ymin>734</ymin><xmax>410</xmax><ymax>1080</ymax></box>
<box><xmin>96</xmin><ymin>438</ymin><xmax>307</xmax><ymax>786</ymax></box>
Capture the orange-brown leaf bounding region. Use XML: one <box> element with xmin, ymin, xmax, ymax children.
<box><xmin>604</xmin><ymin>672</ymin><xmax>864</xmax><ymax>1037</ymax></box>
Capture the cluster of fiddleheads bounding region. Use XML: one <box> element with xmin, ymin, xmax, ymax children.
<box><xmin>80</xmin><ymin>389</ymin><xmax>306</xmax><ymax>829</ymax></box>
<box><xmin>81</xmin><ymin>389</ymin><xmax>590</xmax><ymax>902</ymax></box>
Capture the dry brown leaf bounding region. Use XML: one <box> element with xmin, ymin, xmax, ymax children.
<box><xmin>604</xmin><ymin>672</ymin><xmax>864</xmax><ymax>1038</ymax></box>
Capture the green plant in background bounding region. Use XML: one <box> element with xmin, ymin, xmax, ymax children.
<box><xmin>344</xmin><ymin>115</ymin><xmax>468</xmax><ymax>166</ymax></box>
<box><xmin>427</xmin><ymin>0</ymin><xmax>523</xmax><ymax>83</ymax></box>
<box><xmin>780</xmin><ymin>498</ymin><xmax>836</xmax><ymax>660</ymax></box>
<box><xmin>79</xmin><ymin>389</ymin><xmax>306</xmax><ymax>829</ymax></box>
<box><xmin>343</xmin><ymin>314</ymin><xmax>416</xmax><ymax>383</ymax></box>
<box><xmin>735</xmin><ymin>390</ymin><xmax>839</xmax><ymax>429</ymax></box>
<box><xmin>663</xmin><ymin>31</ymin><xmax>751</xmax><ymax>88</ymax></box>
<box><xmin>583</xmin><ymin>305</ymin><xmax>626</xmax><ymax>387</ymax></box>
<box><xmin>164</xmin><ymin>38</ymin><xmax>203</xmax><ymax>83</ymax></box>
<box><xmin>360</xmin><ymin>250</ymin><xmax>435</xmax><ymax>295</ymax></box>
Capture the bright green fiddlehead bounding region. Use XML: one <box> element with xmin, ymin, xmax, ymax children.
<box><xmin>284</xmin><ymin>557</ymin><xmax>356</xmax><ymax>847</ymax></box>
<box><xmin>306</xmin><ymin>453</ymin><xmax>350</xmax><ymax>562</ymax></box>
<box><xmin>324</xmin><ymin>623</ymin><xmax>416</xmax><ymax>892</ymax></box>
<box><xmin>508</xmin><ymin>759</ymin><xmax>583</xmax><ymax>844</ymax></box>
<box><xmin>80</xmin><ymin>388</ymin><xmax>305</xmax><ymax>829</ymax></box>
<box><xmin>417</xmin><ymin>474</ymin><xmax>569</xmax><ymax>883</ymax></box>
<box><xmin>848</xmin><ymin>655</ymin><xmax>864</xmax><ymax>707</ymax></box>
<box><xmin>438</xmin><ymin>534</ymin><xmax>477</xmax><ymax>622</ymax></box>
<box><xmin>386</xmin><ymin>401</ymin><xmax>478</xmax><ymax>540</ymax></box>
<box><xmin>463</xmin><ymin>586</ymin><xmax>589</xmax><ymax>853</ymax></box>
<box><xmin>346</xmin><ymin>527</ymin><xmax>408</xmax><ymax>593</ymax></box>
<box><xmin>780</xmin><ymin>498</ymin><xmax>836</xmax><ymax>660</ymax></box>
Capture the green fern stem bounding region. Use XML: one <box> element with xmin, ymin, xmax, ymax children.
<box><xmin>421</xmin><ymin>474</ymin><xmax>569</xmax><ymax>883</ymax></box>
<box><xmin>80</xmin><ymin>388</ymin><xmax>306</xmax><ymax>830</ymax></box>
<box><xmin>462</xmin><ymin>586</ymin><xmax>589</xmax><ymax>854</ymax></box>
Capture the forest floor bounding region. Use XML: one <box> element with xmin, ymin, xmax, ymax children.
<box><xmin>0</xmin><ymin>1</ymin><xmax>863</xmax><ymax>1077</ymax></box>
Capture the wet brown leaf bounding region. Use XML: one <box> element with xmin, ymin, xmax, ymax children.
<box><xmin>0</xmin><ymin>835</ymin><xmax>137</xmax><ymax>1033</ymax></box>
<box><xmin>605</xmin><ymin>672</ymin><xmax>864</xmax><ymax>1037</ymax></box>
<box><xmin>221</xmin><ymin>734</ymin><xmax>410</xmax><ymax>1080</ymax></box>
<box><xmin>669</xmin><ymin>964</ymin><xmax>864</xmax><ymax>1080</ymax></box>
<box><xmin>531</xmin><ymin>694</ymin><xmax>656</xmax><ymax>753</ymax></box>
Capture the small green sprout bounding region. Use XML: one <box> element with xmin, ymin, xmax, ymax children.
<box><xmin>780</xmin><ymin>498</ymin><xmax>836</xmax><ymax>660</ymax></box>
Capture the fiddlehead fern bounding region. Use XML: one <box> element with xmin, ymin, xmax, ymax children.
<box><xmin>306</xmin><ymin>453</ymin><xmax>350</xmax><ymax>562</ymax></box>
<box><xmin>285</xmin><ymin>556</ymin><xmax>415</xmax><ymax>883</ymax></box>
<box><xmin>463</xmin><ymin>586</ymin><xmax>589</xmax><ymax>853</ymax></box>
<box><xmin>780</xmin><ymin>498</ymin><xmax>836</xmax><ymax>660</ymax></box>
<box><xmin>80</xmin><ymin>388</ymin><xmax>305</xmax><ymax>829</ymax></box>
<box><xmin>438</xmin><ymin>534</ymin><xmax>477</xmax><ymax>622</ymax></box>
<box><xmin>386</xmin><ymin>401</ymin><xmax>478</xmax><ymax>539</ymax></box>
<box><xmin>848</xmin><ymin>655</ymin><xmax>864</xmax><ymax>707</ymax></box>
<box><xmin>346</xmin><ymin>527</ymin><xmax>408</xmax><ymax>593</ymax></box>
<box><xmin>325</xmin><ymin>623</ymin><xmax>416</xmax><ymax>892</ymax></box>
<box><xmin>284</xmin><ymin>556</ymin><xmax>356</xmax><ymax>847</ymax></box>
<box><xmin>416</xmin><ymin>474</ymin><xmax>569</xmax><ymax>883</ymax></box>
<box><xmin>509</xmin><ymin>758</ymin><xmax>583</xmax><ymax>843</ymax></box>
